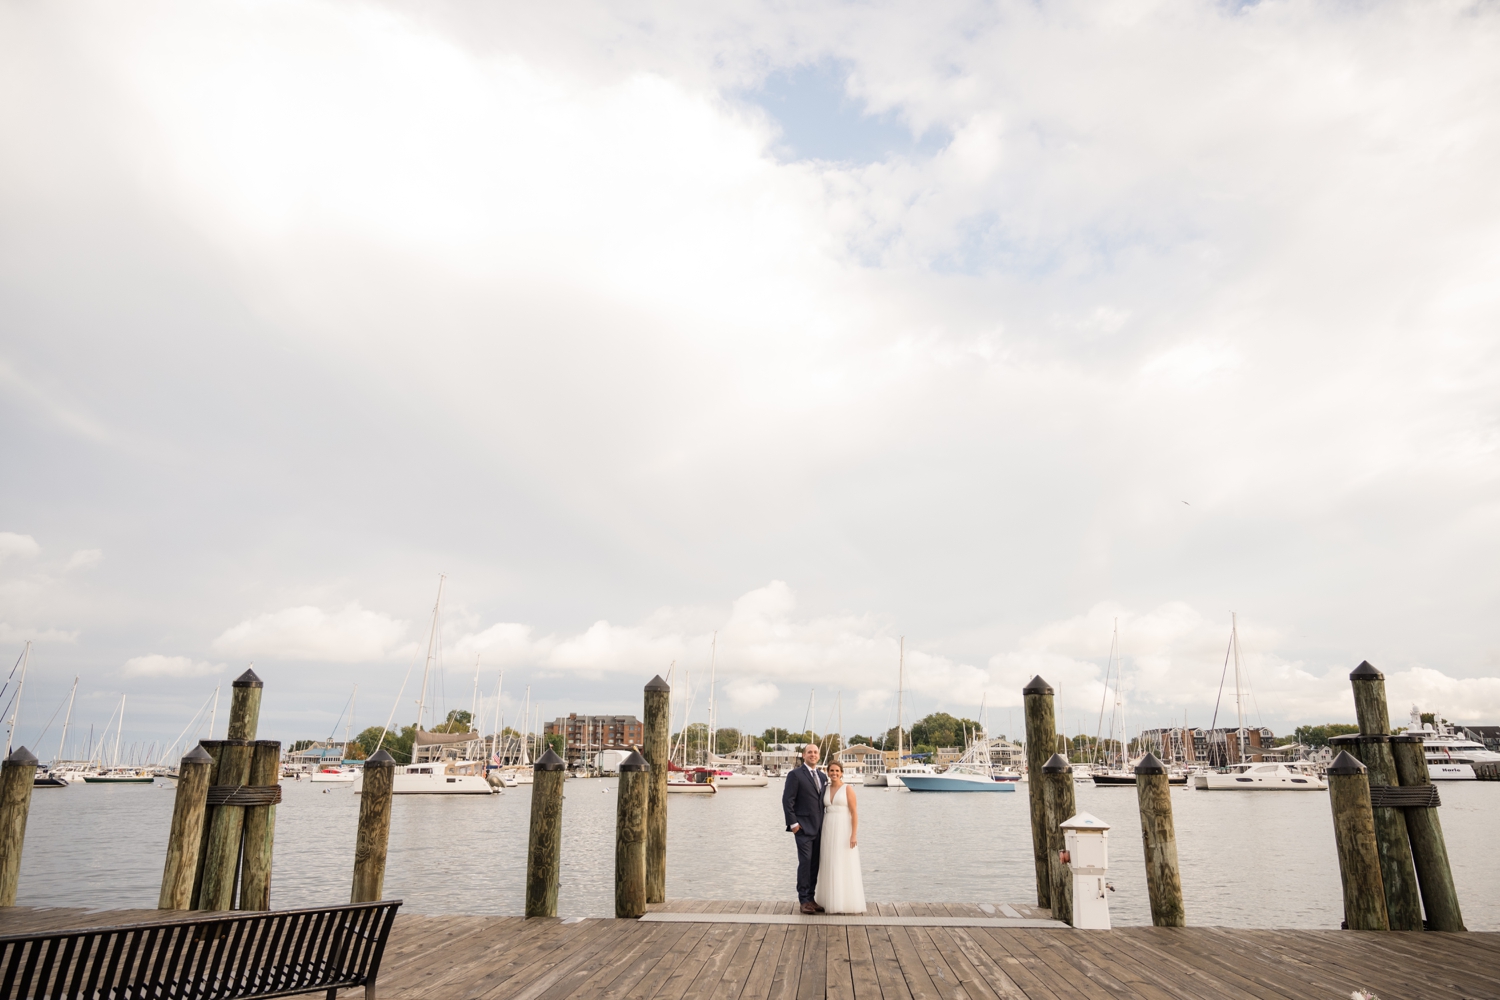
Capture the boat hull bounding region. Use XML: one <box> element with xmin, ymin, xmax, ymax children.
<box><xmin>1090</xmin><ymin>774</ymin><xmax>1189</xmax><ymax>786</ymax></box>
<box><xmin>1426</xmin><ymin>761</ymin><xmax>1475</xmax><ymax>780</ymax></box>
<box><xmin>1191</xmin><ymin>773</ymin><xmax>1326</xmax><ymax>790</ymax></box>
<box><xmin>666</xmin><ymin>782</ymin><xmax>716</xmax><ymax>794</ymax></box>
<box><xmin>311</xmin><ymin>770</ymin><xmax>358</xmax><ymax>783</ymax></box>
<box><xmin>900</xmin><ymin>774</ymin><xmax>1014</xmax><ymax>792</ymax></box>
<box><xmin>82</xmin><ymin>776</ymin><xmax>155</xmax><ymax>784</ymax></box>
<box><xmin>712</xmin><ymin>773</ymin><xmax>768</xmax><ymax>787</ymax></box>
<box><xmin>33</xmin><ymin>775</ymin><xmax>69</xmax><ymax>788</ymax></box>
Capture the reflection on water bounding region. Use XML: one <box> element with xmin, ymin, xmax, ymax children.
<box><xmin>17</xmin><ymin>778</ymin><xmax>1499</xmax><ymax>928</ymax></box>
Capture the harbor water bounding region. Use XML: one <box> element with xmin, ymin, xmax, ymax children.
<box><xmin>17</xmin><ymin>777</ymin><xmax>1500</xmax><ymax>928</ymax></box>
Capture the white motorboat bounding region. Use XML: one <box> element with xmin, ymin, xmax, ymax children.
<box><xmin>389</xmin><ymin>759</ymin><xmax>495</xmax><ymax>794</ymax></box>
<box><xmin>1407</xmin><ymin>707</ymin><xmax>1500</xmax><ymax>780</ymax></box>
<box><xmin>667</xmin><ymin>779</ymin><xmax>717</xmax><ymax>794</ymax></box>
<box><xmin>311</xmin><ymin>766</ymin><xmax>358</xmax><ymax>784</ymax></box>
<box><xmin>708</xmin><ymin>769</ymin><xmax>768</xmax><ymax>788</ymax></box>
<box><xmin>1191</xmin><ymin>762</ymin><xmax>1327</xmax><ymax>790</ymax></box>
<box><xmin>901</xmin><ymin>769</ymin><xmax>1016</xmax><ymax>792</ymax></box>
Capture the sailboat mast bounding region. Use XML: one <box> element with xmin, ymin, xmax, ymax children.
<box><xmin>469</xmin><ymin>656</ymin><xmax>481</xmax><ymax>735</ymax></box>
<box><xmin>897</xmin><ymin>637</ymin><xmax>904</xmax><ymax>761</ymax></box>
<box><xmin>346</xmin><ymin>686</ymin><xmax>357</xmax><ymax>747</ymax></box>
<box><xmin>416</xmin><ymin>575</ymin><xmax>446</xmax><ymax>735</ymax></box>
<box><xmin>1231</xmin><ymin>611</ymin><xmax>1244</xmax><ymax>762</ymax></box>
<box><xmin>707</xmin><ymin>632</ymin><xmax>717</xmax><ymax>762</ymax></box>
<box><xmin>5</xmin><ymin>641</ymin><xmax>29</xmax><ymax>755</ymax></box>
<box><xmin>115</xmin><ymin>695</ymin><xmax>126</xmax><ymax>767</ymax></box>
<box><xmin>57</xmin><ymin>676</ymin><xmax>78</xmax><ymax>763</ymax></box>
<box><xmin>209</xmin><ymin>681</ymin><xmax>220</xmax><ymax>741</ymax></box>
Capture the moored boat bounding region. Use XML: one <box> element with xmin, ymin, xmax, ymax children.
<box><xmin>1191</xmin><ymin>761</ymin><xmax>1326</xmax><ymax>790</ymax></box>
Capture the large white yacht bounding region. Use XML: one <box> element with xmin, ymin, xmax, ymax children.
<box><xmin>1408</xmin><ymin>707</ymin><xmax>1500</xmax><ymax>780</ymax></box>
<box><xmin>1192</xmin><ymin>761</ymin><xmax>1327</xmax><ymax>790</ymax></box>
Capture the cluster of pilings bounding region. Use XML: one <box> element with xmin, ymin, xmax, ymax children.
<box><xmin>525</xmin><ymin>675</ymin><xmax>669</xmax><ymax>919</ymax></box>
<box><xmin>1024</xmin><ymin>676</ymin><xmax>1185</xmax><ymax>928</ymax></box>
<box><xmin>1326</xmin><ymin>662</ymin><xmax>1463</xmax><ymax>931</ymax></box>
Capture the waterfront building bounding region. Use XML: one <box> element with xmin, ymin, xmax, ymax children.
<box><xmin>544</xmin><ymin>714</ymin><xmax>644</xmax><ymax>766</ymax></box>
<box><xmin>285</xmin><ymin>741</ymin><xmax>350</xmax><ymax>774</ymax></box>
<box><xmin>1461</xmin><ymin>725</ymin><xmax>1500</xmax><ymax>752</ymax></box>
<box><xmin>836</xmin><ymin>743</ymin><xmax>883</xmax><ymax>774</ymax></box>
<box><xmin>761</xmin><ymin>742</ymin><xmax>810</xmax><ymax>773</ymax></box>
<box><xmin>983</xmin><ymin>737</ymin><xmax>1024</xmax><ymax>770</ymax></box>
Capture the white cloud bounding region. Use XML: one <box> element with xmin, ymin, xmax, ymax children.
<box><xmin>65</xmin><ymin>549</ymin><xmax>103</xmax><ymax>571</ymax></box>
<box><xmin>725</xmin><ymin>678</ymin><xmax>779</xmax><ymax>711</ymax></box>
<box><xmin>212</xmin><ymin>603</ymin><xmax>412</xmax><ymax>662</ymax></box>
<box><xmin>0</xmin><ymin>623</ymin><xmax>79</xmax><ymax>645</ymax></box>
<box><xmin>0</xmin><ymin>534</ymin><xmax>40</xmax><ymax>562</ymax></box>
<box><xmin>123</xmin><ymin>654</ymin><xmax>224</xmax><ymax>679</ymax></box>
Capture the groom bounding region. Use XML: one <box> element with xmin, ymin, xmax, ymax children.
<box><xmin>781</xmin><ymin>743</ymin><xmax>827</xmax><ymax>914</ymax></box>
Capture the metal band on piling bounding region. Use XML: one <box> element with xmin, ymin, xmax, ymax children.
<box><xmin>526</xmin><ymin>747</ymin><xmax>566</xmax><ymax>918</ymax></box>
<box><xmin>615</xmin><ymin>750</ymin><xmax>650</xmax><ymax>918</ymax></box>
<box><xmin>1023</xmin><ymin>675</ymin><xmax>1057</xmax><ymax>910</ymax></box>
<box><xmin>159</xmin><ymin>745</ymin><xmax>214</xmax><ymax>910</ymax></box>
<box><xmin>1134</xmin><ymin>752</ymin><xmax>1185</xmax><ymax>927</ymax></box>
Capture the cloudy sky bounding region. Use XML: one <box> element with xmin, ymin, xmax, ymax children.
<box><xmin>3</xmin><ymin>1</ymin><xmax>1499</xmax><ymax>757</ymax></box>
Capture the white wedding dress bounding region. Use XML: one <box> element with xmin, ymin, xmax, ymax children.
<box><xmin>814</xmin><ymin>783</ymin><xmax>866</xmax><ymax>914</ymax></box>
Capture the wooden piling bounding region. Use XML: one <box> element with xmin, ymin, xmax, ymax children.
<box><xmin>1349</xmin><ymin>661</ymin><xmax>1390</xmax><ymax>737</ymax></box>
<box><xmin>527</xmin><ymin>747</ymin><xmax>566</xmax><ymax>918</ymax></box>
<box><xmin>615</xmin><ymin>750</ymin><xmax>650</xmax><ymax>918</ymax></box>
<box><xmin>0</xmin><ymin>747</ymin><xmax>38</xmax><ymax>907</ymax></box>
<box><xmin>1391</xmin><ymin>735</ymin><xmax>1465</xmax><ymax>931</ymax></box>
<box><xmin>1134</xmin><ymin>752</ymin><xmax>1185</xmax><ymax>927</ymax></box>
<box><xmin>1344</xmin><ymin>663</ymin><xmax>1424</xmax><ymax>930</ymax></box>
<box><xmin>1023</xmin><ymin>675</ymin><xmax>1057</xmax><ymax>909</ymax></box>
<box><xmin>190</xmin><ymin>739</ymin><xmax>224</xmax><ymax>909</ymax></box>
<box><xmin>199</xmin><ymin>738</ymin><xmax>251</xmax><ymax>911</ymax></box>
<box><xmin>1331</xmin><ymin>734</ymin><xmax>1422</xmax><ymax>931</ymax></box>
<box><xmin>158</xmin><ymin>745</ymin><xmax>214</xmax><ymax>909</ymax></box>
<box><xmin>351</xmin><ymin>750</ymin><xmax>396</xmax><ymax>903</ymax></box>
<box><xmin>1327</xmin><ymin>750</ymin><xmax>1389</xmax><ymax>931</ymax></box>
<box><xmin>238</xmin><ymin>739</ymin><xmax>281</xmax><ymax>910</ymax></box>
<box><xmin>227</xmin><ymin>668</ymin><xmax>263</xmax><ymax>741</ymax></box>
<box><xmin>643</xmin><ymin>675</ymin><xmax>670</xmax><ymax>905</ymax></box>
<box><xmin>1040</xmin><ymin>752</ymin><xmax>1074</xmax><ymax>926</ymax></box>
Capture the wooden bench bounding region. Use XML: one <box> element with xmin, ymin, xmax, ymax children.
<box><xmin>0</xmin><ymin>900</ymin><xmax>400</xmax><ymax>1000</ymax></box>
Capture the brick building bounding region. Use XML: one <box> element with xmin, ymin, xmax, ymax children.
<box><xmin>544</xmin><ymin>713</ymin><xmax>644</xmax><ymax>766</ymax></box>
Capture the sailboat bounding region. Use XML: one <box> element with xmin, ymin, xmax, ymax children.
<box><xmin>34</xmin><ymin>673</ymin><xmax>77</xmax><ymax>788</ymax></box>
<box><xmin>312</xmin><ymin>686</ymin><xmax>360</xmax><ymax>783</ymax></box>
<box><xmin>366</xmin><ymin>577</ymin><xmax>497</xmax><ymax>795</ymax></box>
<box><xmin>866</xmin><ymin>638</ymin><xmax>935</xmax><ymax>787</ymax></box>
<box><xmin>83</xmin><ymin>695</ymin><xmax>155</xmax><ymax>783</ymax></box>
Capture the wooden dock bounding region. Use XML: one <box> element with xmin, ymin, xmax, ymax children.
<box><xmin>4</xmin><ymin>901</ymin><xmax>1498</xmax><ymax>1000</ymax></box>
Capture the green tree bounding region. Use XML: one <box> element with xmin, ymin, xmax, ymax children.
<box><xmin>353</xmin><ymin>724</ymin><xmax>416</xmax><ymax>763</ymax></box>
<box><xmin>909</xmin><ymin>713</ymin><xmax>982</xmax><ymax>750</ymax></box>
<box><xmin>432</xmin><ymin>709</ymin><xmax>473</xmax><ymax>734</ymax></box>
<box><xmin>1290</xmin><ymin>723</ymin><xmax>1360</xmax><ymax>747</ymax></box>
<box><xmin>543</xmin><ymin>733</ymin><xmax>565</xmax><ymax>756</ymax></box>
<box><xmin>714</xmin><ymin>727</ymin><xmax>743</xmax><ymax>756</ymax></box>
<box><xmin>761</xmin><ymin>728</ymin><xmax>816</xmax><ymax>746</ymax></box>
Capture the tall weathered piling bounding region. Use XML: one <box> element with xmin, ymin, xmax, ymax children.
<box><xmin>1390</xmin><ymin>735</ymin><xmax>1464</xmax><ymax>931</ymax></box>
<box><xmin>190</xmin><ymin>739</ymin><xmax>225</xmax><ymax>908</ymax></box>
<box><xmin>615</xmin><ymin>750</ymin><xmax>650</xmax><ymax>918</ymax></box>
<box><xmin>1134</xmin><ymin>752</ymin><xmax>1185</xmax><ymax>927</ymax></box>
<box><xmin>643</xmin><ymin>675</ymin><xmax>670</xmax><ymax>905</ymax></box>
<box><xmin>196</xmin><ymin>668</ymin><xmax>267</xmax><ymax>911</ymax></box>
<box><xmin>238</xmin><ymin>739</ymin><xmax>282</xmax><ymax>910</ymax></box>
<box><xmin>1040</xmin><ymin>752</ymin><xmax>1075</xmax><ymax>925</ymax></box>
<box><xmin>526</xmin><ymin>747</ymin><xmax>566</xmax><ymax>918</ymax></box>
<box><xmin>158</xmin><ymin>745</ymin><xmax>214</xmax><ymax>909</ymax></box>
<box><xmin>1327</xmin><ymin>750</ymin><xmax>1389</xmax><ymax>931</ymax></box>
<box><xmin>351</xmin><ymin>750</ymin><xmax>396</xmax><ymax>903</ymax></box>
<box><xmin>199</xmin><ymin>738</ymin><xmax>251</xmax><ymax>911</ymax></box>
<box><xmin>1023</xmin><ymin>675</ymin><xmax>1057</xmax><ymax>909</ymax></box>
<box><xmin>227</xmin><ymin>669</ymin><xmax>263</xmax><ymax>741</ymax></box>
<box><xmin>1344</xmin><ymin>662</ymin><xmax>1422</xmax><ymax>930</ymax></box>
<box><xmin>0</xmin><ymin>747</ymin><xmax>38</xmax><ymax>907</ymax></box>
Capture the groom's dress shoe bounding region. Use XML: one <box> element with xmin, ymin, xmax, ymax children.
<box><xmin>812</xmin><ymin>903</ymin><xmax>826</xmax><ymax>912</ymax></box>
<box><xmin>800</xmin><ymin>902</ymin><xmax>819</xmax><ymax>915</ymax></box>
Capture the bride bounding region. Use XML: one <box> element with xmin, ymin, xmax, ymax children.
<box><xmin>815</xmin><ymin>760</ymin><xmax>866</xmax><ymax>914</ymax></box>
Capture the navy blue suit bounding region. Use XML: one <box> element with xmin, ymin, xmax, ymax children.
<box><xmin>782</xmin><ymin>763</ymin><xmax>827</xmax><ymax>903</ymax></box>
